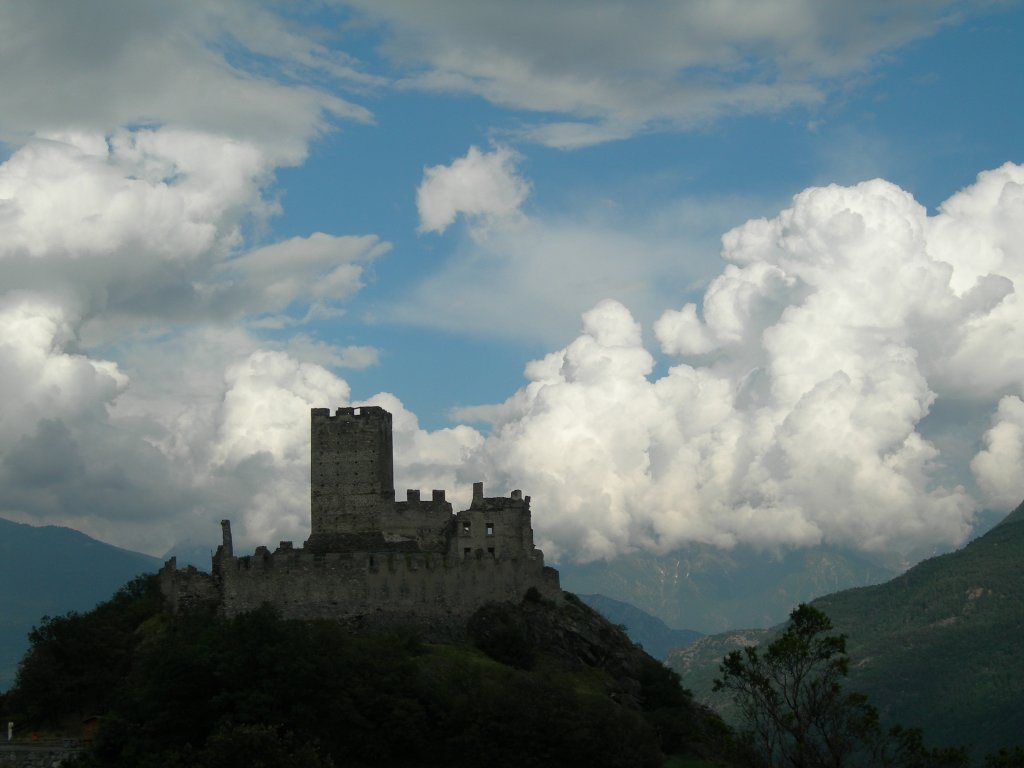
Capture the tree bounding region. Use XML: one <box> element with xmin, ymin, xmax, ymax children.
<box><xmin>713</xmin><ymin>604</ymin><xmax>967</xmax><ymax>768</ymax></box>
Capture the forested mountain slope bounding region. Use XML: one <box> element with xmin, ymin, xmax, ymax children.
<box><xmin>670</xmin><ymin>501</ymin><xmax>1024</xmax><ymax>758</ymax></box>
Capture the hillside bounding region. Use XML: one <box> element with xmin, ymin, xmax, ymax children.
<box><xmin>0</xmin><ymin>517</ymin><xmax>161</xmax><ymax>692</ymax></box>
<box><xmin>813</xmin><ymin>501</ymin><xmax>1024</xmax><ymax>755</ymax></box>
<box><xmin>0</xmin><ymin>578</ymin><xmax>739</xmax><ymax>768</ymax></box>
<box><xmin>669</xmin><ymin>501</ymin><xmax>1024</xmax><ymax>758</ymax></box>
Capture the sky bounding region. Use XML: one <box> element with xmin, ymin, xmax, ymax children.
<box><xmin>1</xmin><ymin>0</ymin><xmax>1023</xmax><ymax>564</ymax></box>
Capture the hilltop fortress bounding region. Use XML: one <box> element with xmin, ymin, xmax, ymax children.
<box><xmin>160</xmin><ymin>406</ymin><xmax>561</xmax><ymax>632</ymax></box>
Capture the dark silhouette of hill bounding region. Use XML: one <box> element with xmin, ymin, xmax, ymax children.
<box><xmin>669</xmin><ymin>501</ymin><xmax>1024</xmax><ymax>759</ymax></box>
<box><xmin>0</xmin><ymin>578</ymin><xmax>741</xmax><ymax>767</ymax></box>
<box><xmin>0</xmin><ymin>517</ymin><xmax>160</xmax><ymax>691</ymax></box>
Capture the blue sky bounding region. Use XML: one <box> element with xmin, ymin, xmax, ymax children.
<box><xmin>276</xmin><ymin>1</ymin><xmax>1024</xmax><ymax>423</ymax></box>
<box><xmin>1</xmin><ymin>0</ymin><xmax>1023</xmax><ymax>562</ymax></box>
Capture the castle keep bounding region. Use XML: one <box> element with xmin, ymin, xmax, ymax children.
<box><xmin>160</xmin><ymin>406</ymin><xmax>561</xmax><ymax>630</ymax></box>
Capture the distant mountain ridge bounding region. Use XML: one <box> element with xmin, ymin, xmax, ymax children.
<box><xmin>558</xmin><ymin>542</ymin><xmax>899</xmax><ymax>633</ymax></box>
<box><xmin>669</xmin><ymin>501</ymin><xmax>1024</xmax><ymax>758</ymax></box>
<box><xmin>0</xmin><ymin>517</ymin><xmax>160</xmax><ymax>692</ymax></box>
<box><xmin>577</xmin><ymin>593</ymin><xmax>702</xmax><ymax>659</ymax></box>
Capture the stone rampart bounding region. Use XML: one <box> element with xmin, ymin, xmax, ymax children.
<box><xmin>214</xmin><ymin>545</ymin><xmax>559</xmax><ymax>634</ymax></box>
<box><xmin>159</xmin><ymin>557</ymin><xmax>218</xmax><ymax>613</ymax></box>
<box><xmin>0</xmin><ymin>745</ymin><xmax>80</xmax><ymax>768</ymax></box>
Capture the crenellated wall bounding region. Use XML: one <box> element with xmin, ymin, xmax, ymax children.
<box><xmin>211</xmin><ymin>544</ymin><xmax>559</xmax><ymax>633</ymax></box>
<box><xmin>159</xmin><ymin>406</ymin><xmax>562</xmax><ymax>631</ymax></box>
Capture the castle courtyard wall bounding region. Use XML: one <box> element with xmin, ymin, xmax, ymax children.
<box><xmin>214</xmin><ymin>547</ymin><xmax>559</xmax><ymax>632</ymax></box>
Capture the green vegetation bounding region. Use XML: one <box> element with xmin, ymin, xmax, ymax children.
<box><xmin>714</xmin><ymin>604</ymin><xmax>968</xmax><ymax>768</ymax></box>
<box><xmin>814</xmin><ymin>502</ymin><xmax>1024</xmax><ymax>757</ymax></box>
<box><xmin>0</xmin><ymin>578</ymin><xmax>736</xmax><ymax>767</ymax></box>
<box><xmin>673</xmin><ymin>502</ymin><xmax>1024</xmax><ymax>761</ymax></box>
<box><xmin>0</xmin><ymin>517</ymin><xmax>160</xmax><ymax>690</ymax></box>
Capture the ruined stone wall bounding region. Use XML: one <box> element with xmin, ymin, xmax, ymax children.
<box><xmin>215</xmin><ymin>546</ymin><xmax>560</xmax><ymax>634</ymax></box>
<box><xmin>0</xmin><ymin>745</ymin><xmax>81</xmax><ymax>768</ymax></box>
<box><xmin>451</xmin><ymin>483</ymin><xmax>536</xmax><ymax>560</ymax></box>
<box><xmin>378</xmin><ymin>490</ymin><xmax>453</xmax><ymax>552</ymax></box>
<box><xmin>159</xmin><ymin>557</ymin><xmax>218</xmax><ymax>613</ymax></box>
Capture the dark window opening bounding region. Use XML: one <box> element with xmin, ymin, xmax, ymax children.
<box><xmin>462</xmin><ymin>521</ymin><xmax>471</xmax><ymax>534</ymax></box>
<box><xmin>487</xmin><ymin>547</ymin><xmax>495</xmax><ymax>557</ymax></box>
<box><xmin>464</xmin><ymin>547</ymin><xmax>471</xmax><ymax>557</ymax></box>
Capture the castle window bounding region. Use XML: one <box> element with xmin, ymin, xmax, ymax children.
<box><xmin>487</xmin><ymin>547</ymin><xmax>495</xmax><ymax>557</ymax></box>
<box><xmin>462</xmin><ymin>521</ymin><xmax>471</xmax><ymax>534</ymax></box>
<box><xmin>463</xmin><ymin>547</ymin><xmax>471</xmax><ymax>558</ymax></box>
<box><xmin>486</xmin><ymin>523</ymin><xmax>494</xmax><ymax>536</ymax></box>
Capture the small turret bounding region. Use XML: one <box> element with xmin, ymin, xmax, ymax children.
<box><xmin>220</xmin><ymin>519</ymin><xmax>234</xmax><ymax>558</ymax></box>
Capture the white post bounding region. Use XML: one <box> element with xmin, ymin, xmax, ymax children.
<box><xmin>6</xmin><ymin>722</ymin><xmax>12</xmax><ymax>742</ymax></box>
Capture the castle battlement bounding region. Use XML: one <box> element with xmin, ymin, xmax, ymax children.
<box><xmin>160</xmin><ymin>406</ymin><xmax>561</xmax><ymax>633</ymax></box>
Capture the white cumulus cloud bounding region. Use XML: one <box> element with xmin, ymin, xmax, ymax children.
<box><xmin>972</xmin><ymin>396</ymin><xmax>1024</xmax><ymax>510</ymax></box>
<box><xmin>417</xmin><ymin>145</ymin><xmax>530</xmax><ymax>234</ymax></box>
<box><xmin>456</xmin><ymin>165</ymin><xmax>1024</xmax><ymax>561</ymax></box>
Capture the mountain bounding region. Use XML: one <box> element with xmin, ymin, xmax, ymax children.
<box><xmin>577</xmin><ymin>593</ymin><xmax>703</xmax><ymax>659</ymax></box>
<box><xmin>0</xmin><ymin>517</ymin><xmax>161</xmax><ymax>692</ymax></box>
<box><xmin>669</xmin><ymin>501</ymin><xmax>1024</xmax><ymax>758</ymax></box>
<box><xmin>557</xmin><ymin>542</ymin><xmax>899</xmax><ymax>633</ymax></box>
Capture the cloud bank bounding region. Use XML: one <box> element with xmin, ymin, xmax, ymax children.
<box><xmin>456</xmin><ymin>164</ymin><xmax>1024</xmax><ymax>561</ymax></box>
<box><xmin>0</xmin><ymin>1</ymin><xmax>389</xmax><ymax>553</ymax></box>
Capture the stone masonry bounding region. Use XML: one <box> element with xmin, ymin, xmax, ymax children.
<box><xmin>160</xmin><ymin>406</ymin><xmax>561</xmax><ymax>634</ymax></box>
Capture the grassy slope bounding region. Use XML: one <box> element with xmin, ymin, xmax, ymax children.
<box><xmin>670</xmin><ymin>502</ymin><xmax>1024</xmax><ymax>757</ymax></box>
<box><xmin>815</xmin><ymin>502</ymin><xmax>1024</xmax><ymax>755</ymax></box>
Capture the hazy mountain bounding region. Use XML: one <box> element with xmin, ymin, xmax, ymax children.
<box><xmin>0</xmin><ymin>517</ymin><xmax>160</xmax><ymax>692</ymax></box>
<box><xmin>669</xmin><ymin>501</ymin><xmax>1024</xmax><ymax>758</ymax></box>
<box><xmin>557</xmin><ymin>542</ymin><xmax>900</xmax><ymax>633</ymax></box>
<box><xmin>577</xmin><ymin>593</ymin><xmax>703</xmax><ymax>659</ymax></box>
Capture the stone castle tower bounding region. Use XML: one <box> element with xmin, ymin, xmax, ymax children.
<box><xmin>308</xmin><ymin>406</ymin><xmax>395</xmax><ymax>551</ymax></box>
<box><xmin>160</xmin><ymin>406</ymin><xmax>561</xmax><ymax>631</ymax></box>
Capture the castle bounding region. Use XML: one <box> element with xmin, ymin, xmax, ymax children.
<box><xmin>159</xmin><ymin>406</ymin><xmax>561</xmax><ymax>632</ymax></box>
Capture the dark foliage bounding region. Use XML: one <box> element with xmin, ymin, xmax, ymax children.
<box><xmin>2</xmin><ymin>577</ymin><xmax>732</xmax><ymax>767</ymax></box>
<box><xmin>6</xmin><ymin>575</ymin><xmax>164</xmax><ymax>725</ymax></box>
<box><xmin>714</xmin><ymin>604</ymin><xmax>970</xmax><ymax>768</ymax></box>
<box><xmin>985</xmin><ymin>748</ymin><xmax>1024</xmax><ymax>768</ymax></box>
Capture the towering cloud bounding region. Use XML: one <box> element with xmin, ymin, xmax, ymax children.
<box><xmin>459</xmin><ymin>165</ymin><xmax>1024</xmax><ymax>561</ymax></box>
